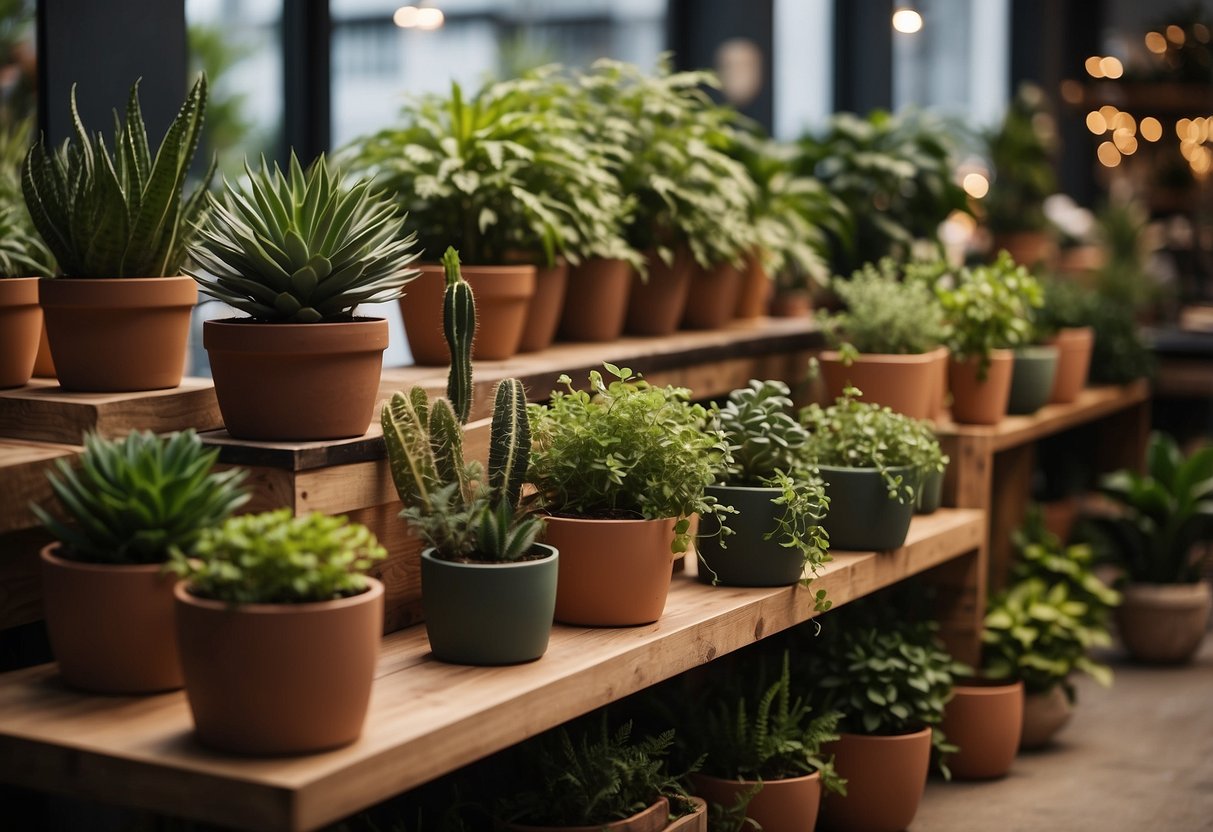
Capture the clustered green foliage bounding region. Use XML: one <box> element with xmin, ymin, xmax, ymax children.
<box><xmin>935</xmin><ymin>251</ymin><xmax>1043</xmax><ymax>370</ymax></box>
<box><xmin>22</xmin><ymin>76</ymin><xmax>214</xmax><ymax>278</ymax></box>
<box><xmin>496</xmin><ymin>716</ymin><xmax>688</xmax><ymax>828</ymax></box>
<box><xmin>1036</xmin><ymin>276</ymin><xmax>1096</xmax><ymax>338</ymax></box>
<box><xmin>799</xmin><ymin>387</ymin><xmax>944</xmax><ymax>503</ymax></box>
<box><xmin>174</xmin><ymin>508</ymin><xmax>386</xmax><ymax>604</ymax></box>
<box><xmin>1036</xmin><ymin>275</ymin><xmax>1152</xmax><ymax>384</ymax></box>
<box><xmin>820</xmin><ymin>259</ymin><xmax>949</xmax><ymax>355</ymax></box>
<box><xmin>0</xmin><ymin>117</ymin><xmax>54</xmax><ymax>278</ymax></box>
<box><xmin>983</xmin><ymin>83</ymin><xmax>1058</xmax><ymax>235</ymax></box>
<box><xmin>33</xmin><ymin>430</ymin><xmax>248</xmax><ymax>565</ymax></box>
<box><xmin>1014</xmin><ymin>506</ymin><xmax>1121</xmax><ymax>627</ymax></box>
<box><xmin>1082</xmin><ymin>432</ymin><xmax>1213</xmax><ymax>584</ymax></box>
<box><xmin>188</xmin><ymin>152</ymin><xmax>419</xmax><ymax>322</ymax></box>
<box><xmin>1087</xmin><ymin>296</ymin><xmax>1154</xmax><ymax>383</ymax></box>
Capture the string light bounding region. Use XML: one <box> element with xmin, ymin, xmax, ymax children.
<box><xmin>1086</xmin><ymin>111</ymin><xmax>1108</xmax><ymax>134</ymax></box>
<box><xmin>1141</xmin><ymin>117</ymin><xmax>1163</xmax><ymax>142</ymax></box>
<box><xmin>1099</xmin><ymin>57</ymin><xmax>1124</xmax><ymax>79</ymax></box>
<box><xmin>892</xmin><ymin>8</ymin><xmax>924</xmax><ymax>34</ymax></box>
<box><xmin>1097</xmin><ymin>142</ymin><xmax>1121</xmax><ymax>167</ymax></box>
<box><xmin>394</xmin><ymin>4</ymin><xmax>444</xmax><ymax>30</ymax></box>
<box><xmin>1145</xmin><ymin>31</ymin><xmax>1168</xmax><ymax>53</ymax></box>
<box><xmin>962</xmin><ymin>172</ymin><xmax>989</xmax><ymax>199</ymax></box>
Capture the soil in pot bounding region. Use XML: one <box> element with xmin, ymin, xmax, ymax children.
<box><xmin>940</xmin><ymin>679</ymin><xmax>1024</xmax><ymax>779</ymax></box>
<box><xmin>1115</xmin><ymin>581</ymin><xmax>1212</xmax><ymax>665</ymax></box>
<box><xmin>175</xmin><ymin>578</ymin><xmax>384</xmax><ymax>755</ymax></box>
<box><xmin>205</xmin><ymin>318</ymin><xmax>388</xmax><ymax>441</ymax></box>
<box><xmin>518</xmin><ymin>260</ymin><xmax>569</xmax><ymax>353</ymax></box>
<box><xmin>696</xmin><ymin>485</ymin><xmax>806</xmax><ymax>586</ymax></box>
<box><xmin>506</xmin><ymin>796</ymin><xmax>671</xmax><ymax>832</ymax></box>
<box><xmin>625</xmin><ymin>248</ymin><xmax>693</xmax><ymax>336</ymax></box>
<box><xmin>40</xmin><ymin>544</ymin><xmax>182</xmax><ymax>694</ymax></box>
<box><xmin>1007</xmin><ymin>345</ymin><xmax>1059</xmax><ymax>415</ymax></box>
<box><xmin>818</xmin><ymin>350</ymin><xmax>939</xmax><ymax>420</ymax></box>
<box><xmin>682</xmin><ymin>261</ymin><xmax>742</xmax><ymax>330</ymax></box>
<box><xmin>544</xmin><ymin>515</ymin><xmax>677</xmax><ymax>626</ymax></box>
<box><xmin>692</xmin><ymin>771</ymin><xmax>822</xmax><ymax>832</ymax></box>
<box><xmin>40</xmin><ymin>276</ymin><xmax>196</xmax><ymax>392</ymax></box>
<box><xmin>734</xmin><ymin>251</ymin><xmax>771</xmax><ymax>319</ymax></box>
<box><xmin>559</xmin><ymin>258</ymin><xmax>633</xmax><ymax>342</ymax></box>
<box><xmin>1047</xmin><ymin>326</ymin><xmax>1094</xmax><ymax>404</ymax></box>
<box><xmin>0</xmin><ymin>277</ymin><xmax>41</xmax><ymax>388</ymax></box>
<box><xmin>1020</xmin><ymin>683</ymin><xmax>1072</xmax><ymax>750</ymax></box>
<box><xmin>819</xmin><ymin>727</ymin><xmax>932</xmax><ymax>832</ymax></box>
<box><xmin>818</xmin><ymin>466</ymin><xmax>916</xmax><ymax>551</ymax></box>
<box><xmin>948</xmin><ymin>350</ymin><xmax>1014</xmax><ymax>425</ymax></box>
<box><xmin>421</xmin><ymin>545</ymin><xmax>558</xmax><ymax>665</ymax></box>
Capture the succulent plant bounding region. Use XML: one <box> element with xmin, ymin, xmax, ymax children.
<box><xmin>23</xmin><ymin>76</ymin><xmax>213</xmax><ymax>278</ymax></box>
<box><xmin>0</xmin><ymin>202</ymin><xmax>55</xmax><ymax>278</ymax></box>
<box><xmin>711</xmin><ymin>379</ymin><xmax>809</xmax><ymax>485</ymax></box>
<box><xmin>187</xmin><ymin>152</ymin><xmax>419</xmax><ymax>323</ymax></box>
<box><xmin>33</xmin><ymin>429</ymin><xmax>249</xmax><ymax>565</ymax></box>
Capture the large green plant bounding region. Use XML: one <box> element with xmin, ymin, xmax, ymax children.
<box><xmin>819</xmin><ymin>259</ymin><xmax>948</xmax><ymax>355</ymax></box>
<box><xmin>32</xmin><ymin>429</ymin><xmax>249</xmax><ymax>565</ymax></box>
<box><xmin>984</xmin><ymin>83</ymin><xmax>1057</xmax><ymax>235</ymax></box>
<box><xmin>1014</xmin><ymin>506</ymin><xmax>1121</xmax><ymax>629</ymax></box>
<box><xmin>22</xmin><ymin>76</ymin><xmax>213</xmax><ymax>278</ymax></box>
<box><xmin>936</xmin><ymin>251</ymin><xmax>1042</xmax><ymax>372</ymax></box>
<box><xmin>0</xmin><ymin>117</ymin><xmax>54</xmax><ymax>277</ymax></box>
<box><xmin>187</xmin><ymin>152</ymin><xmax>418</xmax><ymax>323</ymax></box>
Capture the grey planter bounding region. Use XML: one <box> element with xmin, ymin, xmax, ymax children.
<box><xmin>421</xmin><ymin>545</ymin><xmax>557</xmax><ymax>666</ymax></box>
<box><xmin>697</xmin><ymin>484</ymin><xmax>807</xmax><ymax>587</ymax></box>
<box><xmin>819</xmin><ymin>465</ymin><xmax>917</xmax><ymax>551</ymax></box>
<box><xmin>916</xmin><ymin>466</ymin><xmax>945</xmax><ymax>515</ymax></box>
<box><xmin>1008</xmin><ymin>346</ymin><xmax>1059</xmax><ymax>415</ymax></box>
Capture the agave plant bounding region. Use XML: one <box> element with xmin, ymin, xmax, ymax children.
<box><xmin>22</xmin><ymin>76</ymin><xmax>213</xmax><ymax>278</ymax></box>
<box><xmin>0</xmin><ymin>202</ymin><xmax>55</xmax><ymax>278</ymax></box>
<box><xmin>187</xmin><ymin>152</ymin><xmax>419</xmax><ymax>322</ymax></box>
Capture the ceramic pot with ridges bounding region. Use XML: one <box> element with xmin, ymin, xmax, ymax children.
<box><xmin>1047</xmin><ymin>326</ymin><xmax>1094</xmax><ymax>404</ymax></box>
<box><xmin>205</xmin><ymin>317</ymin><xmax>388</xmax><ymax>441</ymax></box>
<box><xmin>506</xmin><ymin>797</ymin><xmax>670</xmax><ymax>832</ymax></box>
<box><xmin>940</xmin><ymin>679</ymin><xmax>1024</xmax><ymax>779</ymax></box>
<box><xmin>1020</xmin><ymin>683</ymin><xmax>1072</xmax><ymax>749</ymax></box>
<box><xmin>948</xmin><ymin>350</ymin><xmax>1014</xmax><ymax>425</ymax></box>
<box><xmin>544</xmin><ymin>515</ymin><xmax>677</xmax><ymax>626</ymax></box>
<box><xmin>819</xmin><ymin>350</ymin><xmax>939</xmax><ymax>419</ymax></box>
<box><xmin>40</xmin><ymin>276</ymin><xmax>196</xmax><ymax>392</ymax></box>
<box><xmin>697</xmin><ymin>485</ymin><xmax>806</xmax><ymax>586</ymax></box>
<box><xmin>818</xmin><ymin>465</ymin><xmax>917</xmax><ymax>551</ymax></box>
<box><xmin>518</xmin><ymin>260</ymin><xmax>569</xmax><ymax>353</ymax></box>
<box><xmin>0</xmin><ymin>277</ymin><xmax>41</xmax><ymax>388</ymax></box>
<box><xmin>1008</xmin><ymin>345</ymin><xmax>1059</xmax><ymax>415</ymax></box>
<box><xmin>682</xmin><ymin>261</ymin><xmax>743</xmax><ymax>330</ymax></box>
<box><xmin>626</xmin><ymin>248</ymin><xmax>693</xmax><ymax>336</ymax></box>
<box><xmin>734</xmin><ymin>250</ymin><xmax>771</xmax><ymax>319</ymax></box>
<box><xmin>1115</xmin><ymin>581</ymin><xmax>1211</xmax><ymax>664</ymax></box>
<box><xmin>819</xmin><ymin>727</ymin><xmax>932</xmax><ymax>832</ymax></box>
<box><xmin>175</xmin><ymin>577</ymin><xmax>383</xmax><ymax>755</ymax></box>
<box><xmin>559</xmin><ymin>257</ymin><xmax>634</xmax><ymax>342</ymax></box>
<box><xmin>40</xmin><ymin>544</ymin><xmax>182</xmax><ymax>694</ymax></box>
<box><xmin>692</xmin><ymin>771</ymin><xmax>822</xmax><ymax>832</ymax></box>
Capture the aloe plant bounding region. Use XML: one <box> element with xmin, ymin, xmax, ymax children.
<box><xmin>0</xmin><ymin>202</ymin><xmax>54</xmax><ymax>278</ymax></box>
<box><xmin>187</xmin><ymin>152</ymin><xmax>419</xmax><ymax>322</ymax></box>
<box><xmin>22</xmin><ymin>76</ymin><xmax>213</xmax><ymax>278</ymax></box>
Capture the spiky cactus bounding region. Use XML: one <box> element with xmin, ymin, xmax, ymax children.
<box><xmin>712</xmin><ymin>379</ymin><xmax>810</xmax><ymax>484</ymax></box>
<box><xmin>443</xmin><ymin>246</ymin><xmax>475</xmax><ymax>422</ymax></box>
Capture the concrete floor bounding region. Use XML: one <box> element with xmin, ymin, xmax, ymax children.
<box><xmin>915</xmin><ymin>640</ymin><xmax>1213</xmax><ymax>831</ymax></box>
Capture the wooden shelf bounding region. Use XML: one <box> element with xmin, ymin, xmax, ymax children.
<box><xmin>0</xmin><ymin>509</ymin><xmax>983</xmax><ymax>832</ymax></box>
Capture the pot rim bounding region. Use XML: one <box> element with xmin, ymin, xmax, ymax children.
<box><xmin>1013</xmin><ymin>345</ymin><xmax>1060</xmax><ymax>360</ymax></box>
<box><xmin>693</xmin><ymin>769</ymin><xmax>822</xmax><ymax>787</ymax></box>
<box><xmin>705</xmin><ymin>482</ymin><xmax>784</xmax><ymax>495</ymax></box>
<box><xmin>819</xmin><ymin>348</ymin><xmax>943</xmax><ymax>363</ymax></box>
<box><xmin>203</xmin><ymin>316</ymin><xmax>389</xmax><ymax>352</ymax></box>
<box><xmin>949</xmin><ymin>348</ymin><xmax>1014</xmax><ymax>366</ymax></box>
<box><xmin>174</xmin><ymin>575</ymin><xmax>384</xmax><ymax>614</ymax></box>
<box><xmin>951</xmin><ymin>678</ymin><xmax>1025</xmax><ymax>694</ymax></box>
<box><xmin>421</xmin><ymin>544</ymin><xmax>557</xmax><ymax>570</ymax></box>
<box><xmin>838</xmin><ymin>725</ymin><xmax>933</xmax><ymax>743</ymax></box>
<box><xmin>815</xmin><ymin>463</ymin><xmax>917</xmax><ymax>476</ymax></box>
<box><xmin>204</xmin><ymin>316</ymin><xmax>387</xmax><ymax>327</ymax></box>
<box><xmin>542</xmin><ymin>513</ymin><xmax>678</xmax><ymax>528</ymax></box>
<box><xmin>0</xmin><ymin>275</ymin><xmax>39</xmax><ymax>302</ymax></box>
<box><xmin>40</xmin><ymin>542</ymin><xmax>171</xmax><ymax>574</ymax></box>
<box><xmin>415</xmin><ymin>262</ymin><xmax>538</xmax><ymax>275</ymax></box>
<box><xmin>39</xmin><ymin>274</ymin><xmax>198</xmax><ymax>306</ymax></box>
<box><xmin>505</xmin><ymin>796</ymin><xmax>670</xmax><ymax>832</ymax></box>
<box><xmin>1120</xmin><ymin>580</ymin><xmax>1212</xmax><ymax>598</ymax></box>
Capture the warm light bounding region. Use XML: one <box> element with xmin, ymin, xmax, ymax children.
<box><xmin>1085</xmin><ymin>56</ymin><xmax>1104</xmax><ymax>77</ymax></box>
<box><xmin>1177</xmin><ymin>118</ymin><xmax>1193</xmax><ymax>138</ymax></box>
<box><xmin>1167</xmin><ymin>24</ymin><xmax>1186</xmax><ymax>45</ymax></box>
<box><xmin>1113</xmin><ymin>131</ymin><xmax>1138</xmax><ymax>154</ymax></box>
<box><xmin>1141</xmin><ymin>117</ymin><xmax>1163</xmax><ymax>141</ymax></box>
<box><xmin>962</xmin><ymin>172</ymin><xmax>989</xmax><ymax>199</ymax></box>
<box><xmin>393</xmin><ymin>5</ymin><xmax>419</xmax><ymax>26</ymax></box>
<box><xmin>892</xmin><ymin>8</ymin><xmax>924</xmax><ymax>34</ymax></box>
<box><xmin>1192</xmin><ymin>146</ymin><xmax>1212</xmax><ymax>176</ymax></box>
<box><xmin>1112</xmin><ymin>112</ymin><xmax>1136</xmax><ymax>133</ymax></box>
<box><xmin>1086</xmin><ymin>111</ymin><xmax>1108</xmax><ymax>134</ymax></box>
<box><xmin>416</xmin><ymin>7</ymin><xmax>444</xmax><ymax>29</ymax></box>
<box><xmin>1060</xmin><ymin>80</ymin><xmax>1083</xmax><ymax>104</ymax></box>
<box><xmin>1145</xmin><ymin>31</ymin><xmax>1168</xmax><ymax>53</ymax></box>
<box><xmin>1195</xmin><ymin>23</ymin><xmax>1210</xmax><ymax>43</ymax></box>
<box><xmin>1099</xmin><ymin>105</ymin><xmax>1119</xmax><ymax>122</ymax></box>
<box><xmin>1099</xmin><ymin>56</ymin><xmax>1124</xmax><ymax>79</ymax></box>
<box><xmin>1097</xmin><ymin>142</ymin><xmax>1121</xmax><ymax>167</ymax></box>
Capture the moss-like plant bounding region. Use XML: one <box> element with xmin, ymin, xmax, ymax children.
<box><xmin>935</xmin><ymin>251</ymin><xmax>1043</xmax><ymax>374</ymax></box>
<box><xmin>819</xmin><ymin>259</ymin><xmax>948</xmax><ymax>355</ymax></box>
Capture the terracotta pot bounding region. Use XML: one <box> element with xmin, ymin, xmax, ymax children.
<box><xmin>175</xmin><ymin>578</ymin><xmax>384</xmax><ymax>755</ymax></box>
<box><xmin>39</xmin><ymin>544</ymin><xmax>182</xmax><ymax>694</ymax></box>
<box><xmin>625</xmin><ymin>248</ymin><xmax>694</xmax><ymax>336</ymax></box>
<box><xmin>32</xmin><ymin>322</ymin><xmax>55</xmax><ymax>377</ymax></box>
<box><xmin>819</xmin><ymin>727</ymin><xmax>932</xmax><ymax>832</ymax></box>
<box><xmin>665</xmin><ymin>797</ymin><xmax>707</xmax><ymax>832</ymax></box>
<box><xmin>1007</xmin><ymin>345</ymin><xmax>1060</xmax><ymax>415</ymax></box>
<box><xmin>928</xmin><ymin>346</ymin><xmax>949</xmax><ymax>420</ymax></box>
<box><xmin>518</xmin><ymin>260</ymin><xmax>569</xmax><ymax>353</ymax></box>
<box><xmin>770</xmin><ymin>290</ymin><xmax>812</xmax><ymax>318</ymax></box>
<box><xmin>40</xmin><ymin>276</ymin><xmax>195</xmax><ymax>392</ymax></box>
<box><xmin>204</xmin><ymin>318</ymin><xmax>387</xmax><ymax>441</ymax></box>
<box><xmin>948</xmin><ymin>350</ymin><xmax>1014</xmax><ymax>425</ymax></box>
<box><xmin>400</xmin><ymin>263</ymin><xmax>535</xmax><ymax>365</ymax></box>
<box><xmin>819</xmin><ymin>349</ymin><xmax>939</xmax><ymax>419</ymax></box>
<box><xmin>507</xmin><ymin>797</ymin><xmax>670</xmax><ymax>832</ymax></box>
<box><xmin>1046</xmin><ymin>326</ymin><xmax>1094</xmax><ymax>404</ymax></box>
<box><xmin>0</xmin><ymin>277</ymin><xmax>41</xmax><ymax>388</ymax></box>
<box><xmin>559</xmin><ymin>257</ymin><xmax>633</xmax><ymax>342</ymax></box>
<box><xmin>682</xmin><ymin>261</ymin><xmax>743</xmax><ymax>329</ymax></box>
<box><xmin>940</xmin><ymin>679</ymin><xmax>1024</xmax><ymax>779</ymax></box>
<box><xmin>544</xmin><ymin>515</ymin><xmax>678</xmax><ymax>626</ymax></box>
<box><xmin>734</xmin><ymin>251</ymin><xmax>771</xmax><ymax>319</ymax></box>
<box><xmin>692</xmin><ymin>771</ymin><xmax>822</xmax><ymax>832</ymax></box>
<box><xmin>992</xmin><ymin>230</ymin><xmax>1057</xmax><ymax>269</ymax></box>
<box><xmin>1115</xmin><ymin>581</ymin><xmax>1212</xmax><ymax>664</ymax></box>
<box><xmin>1020</xmin><ymin>684</ymin><xmax>1072</xmax><ymax>750</ymax></box>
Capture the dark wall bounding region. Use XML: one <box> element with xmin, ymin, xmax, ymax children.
<box><xmin>833</xmin><ymin>0</ymin><xmax>894</xmax><ymax>113</ymax></box>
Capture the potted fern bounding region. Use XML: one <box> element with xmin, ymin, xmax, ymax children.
<box><xmin>22</xmin><ymin>77</ymin><xmax>211</xmax><ymax>392</ymax></box>
<box><xmin>0</xmin><ymin>201</ymin><xmax>55</xmax><ymax>387</ymax></box>
<box><xmin>32</xmin><ymin>430</ymin><xmax>248</xmax><ymax>693</ymax></box>
<box><xmin>187</xmin><ymin>152</ymin><xmax>418</xmax><ymax>440</ymax></box>
<box><xmin>172</xmin><ymin>509</ymin><xmax>386</xmax><ymax>755</ymax></box>
<box><xmin>382</xmin><ymin>248</ymin><xmax>556</xmax><ymax>666</ymax></box>
<box><xmin>697</xmin><ymin>379</ymin><xmax>831</xmax><ymax>595</ymax></box>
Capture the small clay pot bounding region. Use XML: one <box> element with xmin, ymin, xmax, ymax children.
<box><xmin>665</xmin><ymin>797</ymin><xmax>707</xmax><ymax>832</ymax></box>
<box><xmin>1008</xmin><ymin>345</ymin><xmax>1060</xmax><ymax>415</ymax></box>
<box><xmin>819</xmin><ymin>727</ymin><xmax>932</xmax><ymax>832</ymax></box>
<box><xmin>1115</xmin><ymin>581</ymin><xmax>1212</xmax><ymax>664</ymax></box>
<box><xmin>625</xmin><ymin>248</ymin><xmax>693</xmax><ymax>336</ymax></box>
<box><xmin>941</xmin><ymin>679</ymin><xmax>1024</xmax><ymax>779</ymax></box>
<box><xmin>948</xmin><ymin>350</ymin><xmax>1014</xmax><ymax>425</ymax></box>
<box><xmin>506</xmin><ymin>796</ymin><xmax>670</xmax><ymax>832</ymax></box>
<box><xmin>518</xmin><ymin>260</ymin><xmax>569</xmax><ymax>353</ymax></box>
<box><xmin>1020</xmin><ymin>684</ymin><xmax>1072</xmax><ymax>750</ymax></box>
<box><xmin>1047</xmin><ymin>326</ymin><xmax>1094</xmax><ymax>404</ymax></box>
<box><xmin>769</xmin><ymin>290</ymin><xmax>812</xmax><ymax>318</ymax></box>
<box><xmin>682</xmin><ymin>261</ymin><xmax>743</xmax><ymax>329</ymax></box>
<box><xmin>817</xmin><ymin>465</ymin><xmax>917</xmax><ymax>551</ymax></box>
<box><xmin>819</xmin><ymin>349</ymin><xmax>940</xmax><ymax>419</ymax></box>
<box><xmin>927</xmin><ymin>346</ymin><xmax>950</xmax><ymax>420</ymax></box>
<box><xmin>0</xmin><ymin>277</ymin><xmax>41</xmax><ymax>388</ymax></box>
<box><xmin>40</xmin><ymin>276</ymin><xmax>196</xmax><ymax>392</ymax></box>
<box><xmin>697</xmin><ymin>485</ymin><xmax>807</xmax><ymax>587</ymax></box>
<box><xmin>734</xmin><ymin>251</ymin><xmax>771</xmax><ymax>319</ymax></box>
<box><xmin>692</xmin><ymin>771</ymin><xmax>822</xmax><ymax>832</ymax></box>
<box><xmin>559</xmin><ymin>257</ymin><xmax>634</xmax><ymax>342</ymax></box>
<box><xmin>32</xmin><ymin>322</ymin><xmax>55</xmax><ymax>378</ymax></box>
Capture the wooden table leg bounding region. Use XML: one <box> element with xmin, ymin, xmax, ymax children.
<box><xmin>988</xmin><ymin>443</ymin><xmax>1035</xmax><ymax>593</ymax></box>
<box><xmin>923</xmin><ymin>544</ymin><xmax>986</xmax><ymax>666</ymax></box>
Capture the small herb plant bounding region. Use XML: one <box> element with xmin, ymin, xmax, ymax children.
<box><xmin>23</xmin><ymin>76</ymin><xmax>214</xmax><ymax>278</ymax></box>
<box><xmin>935</xmin><ymin>252</ymin><xmax>1043</xmax><ymax>374</ymax></box>
<box><xmin>173</xmin><ymin>508</ymin><xmax>386</xmax><ymax>604</ymax></box>
<box><xmin>818</xmin><ymin>259</ymin><xmax>948</xmax><ymax>356</ymax></box>
<box><xmin>527</xmin><ymin>364</ymin><xmax>733</xmax><ymax>554</ymax></box>
<box><xmin>33</xmin><ymin>430</ymin><xmax>249</xmax><ymax>565</ymax></box>
<box><xmin>188</xmin><ymin>152</ymin><xmax>419</xmax><ymax>323</ymax></box>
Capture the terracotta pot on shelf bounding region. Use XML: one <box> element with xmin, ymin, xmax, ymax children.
<box><xmin>682</xmin><ymin>261</ymin><xmax>743</xmax><ymax>330</ymax></box>
<box><xmin>32</xmin><ymin>322</ymin><xmax>55</xmax><ymax>378</ymax></box>
<box><xmin>928</xmin><ymin>346</ymin><xmax>949</xmax><ymax>420</ymax></box>
<box><xmin>948</xmin><ymin>349</ymin><xmax>1014</xmax><ymax>425</ymax></box>
<box><xmin>401</xmin><ymin>263</ymin><xmax>536</xmax><ymax>364</ymax></box>
<box><xmin>544</xmin><ymin>515</ymin><xmax>678</xmax><ymax>626</ymax></box>
<box><xmin>1020</xmin><ymin>683</ymin><xmax>1072</xmax><ymax>750</ymax></box>
<box><xmin>769</xmin><ymin>290</ymin><xmax>813</xmax><ymax>318</ymax></box>
<box><xmin>1115</xmin><ymin>581</ymin><xmax>1211</xmax><ymax>665</ymax></box>
<box><xmin>991</xmin><ymin>230</ymin><xmax>1057</xmax><ymax>270</ymax></box>
<box><xmin>625</xmin><ymin>247</ymin><xmax>694</xmax><ymax>336</ymax></box>
<box><xmin>0</xmin><ymin>277</ymin><xmax>41</xmax><ymax>388</ymax></box>
<box><xmin>559</xmin><ymin>257</ymin><xmax>633</xmax><ymax>342</ymax></box>
<box><xmin>506</xmin><ymin>797</ymin><xmax>671</xmax><ymax>832</ymax></box>
<box><xmin>819</xmin><ymin>727</ymin><xmax>932</xmax><ymax>832</ymax></box>
<box><xmin>204</xmin><ymin>318</ymin><xmax>387</xmax><ymax>441</ymax></box>
<box><xmin>692</xmin><ymin>771</ymin><xmax>822</xmax><ymax>832</ymax></box>
<box><xmin>1046</xmin><ymin>326</ymin><xmax>1094</xmax><ymax>404</ymax></box>
<box><xmin>517</xmin><ymin>260</ymin><xmax>569</xmax><ymax>354</ymax></box>
<box><xmin>818</xmin><ymin>350</ymin><xmax>939</xmax><ymax>419</ymax></box>
<box><xmin>734</xmin><ymin>251</ymin><xmax>771</xmax><ymax>319</ymax></box>
<box><xmin>174</xmin><ymin>578</ymin><xmax>383</xmax><ymax>755</ymax></box>
<box><xmin>39</xmin><ymin>543</ymin><xmax>182</xmax><ymax>694</ymax></box>
<box><xmin>40</xmin><ymin>276</ymin><xmax>196</xmax><ymax>392</ymax></box>
<box><xmin>940</xmin><ymin>679</ymin><xmax>1024</xmax><ymax>779</ymax></box>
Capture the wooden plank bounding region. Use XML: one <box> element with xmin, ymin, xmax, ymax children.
<box><xmin>0</xmin><ymin>439</ymin><xmax>80</xmax><ymax>534</ymax></box>
<box><xmin>0</xmin><ymin>508</ymin><xmax>983</xmax><ymax>832</ymax></box>
<box><xmin>0</xmin><ymin>379</ymin><xmax>221</xmax><ymax>445</ymax></box>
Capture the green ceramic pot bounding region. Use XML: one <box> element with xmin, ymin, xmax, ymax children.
<box><xmin>1008</xmin><ymin>346</ymin><xmax>1059</xmax><ymax>415</ymax></box>
<box><xmin>819</xmin><ymin>465</ymin><xmax>917</xmax><ymax>551</ymax></box>
<box><xmin>421</xmin><ymin>545</ymin><xmax>558</xmax><ymax>666</ymax></box>
<box><xmin>697</xmin><ymin>485</ymin><xmax>807</xmax><ymax>587</ymax></box>
<box><xmin>916</xmin><ymin>467</ymin><xmax>945</xmax><ymax>515</ymax></box>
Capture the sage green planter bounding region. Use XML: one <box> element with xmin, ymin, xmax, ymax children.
<box><xmin>819</xmin><ymin>465</ymin><xmax>917</xmax><ymax>551</ymax></box>
<box><xmin>697</xmin><ymin>485</ymin><xmax>805</xmax><ymax>587</ymax></box>
<box><xmin>1008</xmin><ymin>346</ymin><xmax>1059</xmax><ymax>415</ymax></box>
<box><xmin>916</xmin><ymin>467</ymin><xmax>945</xmax><ymax>515</ymax></box>
<box><xmin>421</xmin><ymin>545</ymin><xmax>558</xmax><ymax>666</ymax></box>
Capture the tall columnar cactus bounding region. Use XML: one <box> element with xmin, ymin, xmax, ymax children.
<box><xmin>443</xmin><ymin>246</ymin><xmax>475</xmax><ymax>423</ymax></box>
<box><xmin>488</xmin><ymin>378</ymin><xmax>530</xmax><ymax>508</ymax></box>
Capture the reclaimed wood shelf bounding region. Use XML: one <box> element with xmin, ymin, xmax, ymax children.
<box><xmin>0</xmin><ymin>508</ymin><xmax>984</xmax><ymax>832</ymax></box>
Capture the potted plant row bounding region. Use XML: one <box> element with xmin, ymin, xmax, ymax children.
<box><xmin>0</xmin><ymin>201</ymin><xmax>55</xmax><ymax>388</ymax></box>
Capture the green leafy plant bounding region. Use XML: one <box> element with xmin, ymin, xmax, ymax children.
<box><xmin>382</xmin><ymin>248</ymin><xmax>542</xmax><ymax>562</ymax></box>
<box><xmin>1086</xmin><ymin>295</ymin><xmax>1154</xmax><ymax>383</ymax></box>
<box><xmin>527</xmin><ymin>363</ymin><xmax>733</xmax><ymax>554</ymax></box>
<box><xmin>1036</xmin><ymin>276</ymin><xmax>1096</xmax><ymax>339</ymax></box>
<box><xmin>0</xmin><ymin>116</ymin><xmax>54</xmax><ymax>277</ymax></box>
<box><xmin>1082</xmin><ymin>432</ymin><xmax>1213</xmax><ymax>584</ymax></box>
<box><xmin>32</xmin><ymin>429</ymin><xmax>248</xmax><ymax>565</ymax></box>
<box><xmin>1014</xmin><ymin>506</ymin><xmax>1121</xmax><ymax>629</ymax></box>
<box><xmin>983</xmin><ymin>83</ymin><xmax>1058</xmax><ymax>235</ymax></box>
<box><xmin>935</xmin><ymin>251</ymin><xmax>1043</xmax><ymax>373</ymax></box>
<box><xmin>22</xmin><ymin>76</ymin><xmax>214</xmax><ymax>278</ymax></box>
<box><xmin>818</xmin><ymin>258</ymin><xmax>948</xmax><ymax>355</ymax></box>
<box><xmin>187</xmin><ymin>151</ymin><xmax>419</xmax><ymax>322</ymax></box>
<box><xmin>173</xmin><ymin>508</ymin><xmax>385</xmax><ymax>604</ymax></box>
